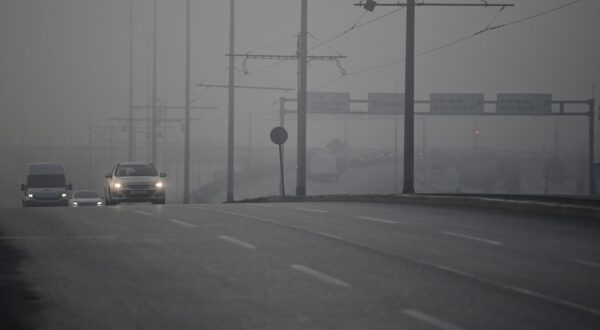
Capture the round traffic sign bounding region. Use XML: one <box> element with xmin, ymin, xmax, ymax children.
<box><xmin>270</xmin><ymin>127</ymin><xmax>288</xmax><ymax>145</ymax></box>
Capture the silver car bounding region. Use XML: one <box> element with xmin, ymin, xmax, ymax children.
<box><xmin>70</xmin><ymin>190</ymin><xmax>103</xmax><ymax>207</ymax></box>
<box><xmin>104</xmin><ymin>162</ymin><xmax>166</xmax><ymax>205</ymax></box>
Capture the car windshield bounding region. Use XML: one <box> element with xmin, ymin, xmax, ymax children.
<box><xmin>74</xmin><ymin>191</ymin><xmax>99</xmax><ymax>198</ymax></box>
<box><xmin>115</xmin><ymin>164</ymin><xmax>157</xmax><ymax>177</ymax></box>
<box><xmin>27</xmin><ymin>175</ymin><xmax>66</xmax><ymax>188</ymax></box>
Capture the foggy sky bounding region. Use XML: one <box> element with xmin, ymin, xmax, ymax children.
<box><xmin>0</xmin><ymin>0</ymin><xmax>598</xmax><ymax>156</ymax></box>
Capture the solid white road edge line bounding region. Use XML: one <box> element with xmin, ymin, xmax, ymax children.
<box><xmin>442</xmin><ymin>231</ymin><xmax>504</xmax><ymax>246</ymax></box>
<box><xmin>219</xmin><ymin>235</ymin><xmax>256</xmax><ymax>250</ymax></box>
<box><xmin>403</xmin><ymin>309</ymin><xmax>465</xmax><ymax>330</ymax></box>
<box><xmin>291</xmin><ymin>264</ymin><xmax>351</xmax><ymax>288</ymax></box>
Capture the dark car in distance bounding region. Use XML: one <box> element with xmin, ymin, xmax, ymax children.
<box><xmin>104</xmin><ymin>162</ymin><xmax>166</xmax><ymax>205</ymax></box>
<box><xmin>21</xmin><ymin>162</ymin><xmax>72</xmax><ymax>207</ymax></box>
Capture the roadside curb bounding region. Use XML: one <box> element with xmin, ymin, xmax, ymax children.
<box><xmin>236</xmin><ymin>194</ymin><xmax>600</xmax><ymax>219</ymax></box>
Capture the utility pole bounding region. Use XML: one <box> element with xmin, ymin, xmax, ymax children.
<box><xmin>247</xmin><ymin>112</ymin><xmax>253</xmax><ymax>172</ymax></box>
<box><xmin>356</xmin><ymin>0</ymin><xmax>513</xmax><ymax>194</ymax></box>
<box><xmin>128</xmin><ymin>0</ymin><xmax>135</xmax><ymax>161</ymax></box>
<box><xmin>226</xmin><ymin>1</ymin><xmax>344</xmax><ymax>197</ymax></box>
<box><xmin>227</xmin><ymin>0</ymin><xmax>235</xmax><ymax>202</ymax></box>
<box><xmin>88</xmin><ymin>120</ymin><xmax>93</xmax><ymax>189</ymax></box>
<box><xmin>403</xmin><ymin>0</ymin><xmax>415</xmax><ymax>194</ymax></box>
<box><xmin>151</xmin><ymin>0</ymin><xmax>158</xmax><ymax>165</ymax></box>
<box><xmin>394</xmin><ymin>80</ymin><xmax>400</xmax><ymax>195</ymax></box>
<box><xmin>183</xmin><ymin>0</ymin><xmax>191</xmax><ymax>204</ymax></box>
<box><xmin>297</xmin><ymin>0</ymin><xmax>308</xmax><ymax>196</ymax></box>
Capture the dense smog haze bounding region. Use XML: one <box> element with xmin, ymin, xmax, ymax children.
<box><xmin>2</xmin><ymin>2</ymin><xmax>600</xmax><ymax>329</ymax></box>
<box><xmin>0</xmin><ymin>0</ymin><xmax>599</xmax><ymax>203</ymax></box>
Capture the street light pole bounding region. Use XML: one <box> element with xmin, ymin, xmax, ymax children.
<box><xmin>183</xmin><ymin>0</ymin><xmax>191</xmax><ymax>204</ymax></box>
<box><xmin>226</xmin><ymin>0</ymin><xmax>235</xmax><ymax>202</ymax></box>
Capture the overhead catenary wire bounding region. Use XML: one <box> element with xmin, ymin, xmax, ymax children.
<box><xmin>309</xmin><ymin>7</ymin><xmax>405</xmax><ymax>52</ymax></box>
<box><xmin>317</xmin><ymin>0</ymin><xmax>585</xmax><ymax>90</ymax></box>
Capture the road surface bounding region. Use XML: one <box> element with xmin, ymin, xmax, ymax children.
<box><xmin>1</xmin><ymin>202</ymin><xmax>599</xmax><ymax>329</ymax></box>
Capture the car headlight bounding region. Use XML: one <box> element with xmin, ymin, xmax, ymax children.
<box><xmin>72</xmin><ymin>201</ymin><xmax>78</xmax><ymax>206</ymax></box>
<box><xmin>155</xmin><ymin>181</ymin><xmax>163</xmax><ymax>188</ymax></box>
<box><xmin>114</xmin><ymin>182</ymin><xmax>122</xmax><ymax>189</ymax></box>
<box><xmin>97</xmin><ymin>201</ymin><xmax>103</xmax><ymax>206</ymax></box>
<box><xmin>61</xmin><ymin>193</ymin><xmax>67</xmax><ymax>198</ymax></box>
<box><xmin>28</xmin><ymin>193</ymin><xmax>34</xmax><ymax>198</ymax></box>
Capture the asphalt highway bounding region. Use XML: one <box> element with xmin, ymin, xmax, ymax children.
<box><xmin>1</xmin><ymin>202</ymin><xmax>599</xmax><ymax>329</ymax></box>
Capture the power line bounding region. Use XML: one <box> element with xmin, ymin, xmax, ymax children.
<box><xmin>309</xmin><ymin>7</ymin><xmax>405</xmax><ymax>52</ymax></box>
<box><xmin>309</xmin><ymin>33</ymin><xmax>344</xmax><ymax>57</ymax></box>
<box><xmin>480</xmin><ymin>0</ymin><xmax>583</xmax><ymax>33</ymax></box>
<box><xmin>235</xmin><ymin>7</ymin><xmax>404</xmax><ymax>82</ymax></box>
<box><xmin>318</xmin><ymin>0</ymin><xmax>584</xmax><ymax>90</ymax></box>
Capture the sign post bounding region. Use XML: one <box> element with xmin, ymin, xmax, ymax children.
<box><xmin>270</xmin><ymin>127</ymin><xmax>289</xmax><ymax>200</ymax></box>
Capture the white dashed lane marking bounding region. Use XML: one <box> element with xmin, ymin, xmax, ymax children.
<box><xmin>356</xmin><ymin>216</ymin><xmax>397</xmax><ymax>224</ymax></box>
<box><xmin>168</xmin><ymin>219</ymin><xmax>196</xmax><ymax>228</ymax></box>
<box><xmin>291</xmin><ymin>264</ymin><xmax>350</xmax><ymax>288</ymax></box>
<box><xmin>442</xmin><ymin>231</ymin><xmax>503</xmax><ymax>246</ymax></box>
<box><xmin>573</xmin><ymin>259</ymin><xmax>600</xmax><ymax>270</ymax></box>
<box><xmin>403</xmin><ymin>309</ymin><xmax>465</xmax><ymax>330</ymax></box>
<box><xmin>186</xmin><ymin>206</ymin><xmax>600</xmax><ymax>318</ymax></box>
<box><xmin>133</xmin><ymin>210</ymin><xmax>155</xmax><ymax>217</ymax></box>
<box><xmin>218</xmin><ymin>235</ymin><xmax>257</xmax><ymax>250</ymax></box>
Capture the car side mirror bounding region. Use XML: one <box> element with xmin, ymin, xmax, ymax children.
<box><xmin>160</xmin><ymin>172</ymin><xmax>167</xmax><ymax>178</ymax></box>
<box><xmin>67</xmin><ymin>183</ymin><xmax>73</xmax><ymax>190</ymax></box>
<box><xmin>21</xmin><ymin>184</ymin><xmax>26</xmax><ymax>191</ymax></box>
<box><xmin>104</xmin><ymin>173</ymin><xmax>112</xmax><ymax>179</ymax></box>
